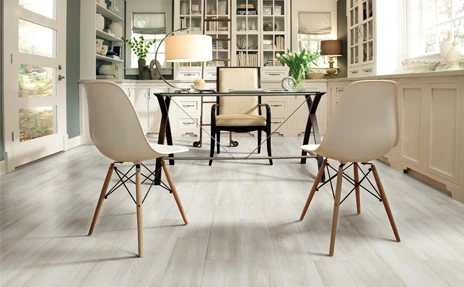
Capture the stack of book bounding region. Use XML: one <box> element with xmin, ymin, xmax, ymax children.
<box><xmin>237</xmin><ymin>52</ymin><xmax>258</xmax><ymax>66</ymax></box>
<box><xmin>238</xmin><ymin>4</ymin><xmax>254</xmax><ymax>9</ymax></box>
<box><xmin>275</xmin><ymin>36</ymin><xmax>285</xmax><ymax>50</ymax></box>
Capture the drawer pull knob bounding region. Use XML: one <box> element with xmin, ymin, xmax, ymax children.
<box><xmin>270</xmin><ymin>104</ymin><xmax>283</xmax><ymax>107</ymax></box>
<box><xmin>268</xmin><ymin>73</ymin><xmax>281</xmax><ymax>76</ymax></box>
<box><xmin>183</xmin><ymin>122</ymin><xmax>195</xmax><ymax>125</ymax></box>
<box><xmin>183</xmin><ymin>105</ymin><xmax>195</xmax><ymax>108</ymax></box>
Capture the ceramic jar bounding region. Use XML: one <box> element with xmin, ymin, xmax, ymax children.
<box><xmin>100</xmin><ymin>45</ymin><xmax>108</xmax><ymax>56</ymax></box>
<box><xmin>446</xmin><ymin>40</ymin><xmax>463</xmax><ymax>70</ymax></box>
<box><xmin>96</xmin><ymin>13</ymin><xmax>104</xmax><ymax>30</ymax></box>
<box><xmin>96</xmin><ymin>39</ymin><xmax>104</xmax><ymax>54</ymax></box>
<box><xmin>440</xmin><ymin>31</ymin><xmax>454</xmax><ymax>69</ymax></box>
<box><xmin>109</xmin><ymin>23</ymin><xmax>122</xmax><ymax>38</ymax></box>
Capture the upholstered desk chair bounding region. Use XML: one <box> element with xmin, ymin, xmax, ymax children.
<box><xmin>84</xmin><ymin>81</ymin><xmax>188</xmax><ymax>257</ymax></box>
<box><xmin>300</xmin><ymin>80</ymin><xmax>401</xmax><ymax>256</ymax></box>
<box><xmin>210</xmin><ymin>67</ymin><xmax>273</xmax><ymax>165</ymax></box>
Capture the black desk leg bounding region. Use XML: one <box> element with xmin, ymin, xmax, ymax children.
<box><xmin>165</xmin><ymin>99</ymin><xmax>175</xmax><ymax>166</ymax></box>
<box><xmin>301</xmin><ymin>93</ymin><xmax>325</xmax><ymax>180</ymax></box>
<box><xmin>301</xmin><ymin>95</ymin><xmax>314</xmax><ymax>164</ymax></box>
<box><xmin>155</xmin><ymin>94</ymin><xmax>173</xmax><ymax>185</ymax></box>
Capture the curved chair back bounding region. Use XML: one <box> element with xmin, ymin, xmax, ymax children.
<box><xmin>217</xmin><ymin>67</ymin><xmax>260</xmax><ymax>115</ymax></box>
<box><xmin>84</xmin><ymin>81</ymin><xmax>162</xmax><ymax>163</ymax></box>
<box><xmin>319</xmin><ymin>80</ymin><xmax>398</xmax><ymax>163</ymax></box>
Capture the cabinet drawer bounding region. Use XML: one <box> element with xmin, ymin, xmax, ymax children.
<box><xmin>263</xmin><ymin>71</ymin><xmax>287</xmax><ymax>80</ymax></box>
<box><xmin>177</xmin><ymin>71</ymin><xmax>201</xmax><ymax>80</ymax></box>
<box><xmin>335</xmin><ymin>87</ymin><xmax>345</xmax><ymax>94</ymax></box>
<box><xmin>264</xmin><ymin>100</ymin><xmax>287</xmax><ymax>114</ymax></box>
<box><xmin>349</xmin><ymin>69</ymin><xmax>361</xmax><ymax>77</ymax></box>
<box><xmin>305</xmin><ymin>83</ymin><xmax>327</xmax><ymax>92</ymax></box>
<box><xmin>177</xmin><ymin>117</ymin><xmax>199</xmax><ymax>129</ymax></box>
<box><xmin>176</xmin><ymin>100</ymin><xmax>199</xmax><ymax>112</ymax></box>
<box><xmin>270</xmin><ymin>117</ymin><xmax>288</xmax><ymax>133</ymax></box>
<box><xmin>205</xmin><ymin>70</ymin><xmax>217</xmax><ymax>80</ymax></box>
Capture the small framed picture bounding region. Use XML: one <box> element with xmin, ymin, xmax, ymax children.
<box><xmin>274</xmin><ymin>6</ymin><xmax>281</xmax><ymax>15</ymax></box>
<box><xmin>248</xmin><ymin>10</ymin><xmax>256</xmax><ymax>15</ymax></box>
<box><xmin>237</xmin><ymin>10</ymin><xmax>246</xmax><ymax>15</ymax></box>
<box><xmin>263</xmin><ymin>6</ymin><xmax>272</xmax><ymax>15</ymax></box>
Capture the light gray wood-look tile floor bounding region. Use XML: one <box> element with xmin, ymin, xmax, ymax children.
<box><xmin>1</xmin><ymin>136</ymin><xmax>464</xmax><ymax>287</ymax></box>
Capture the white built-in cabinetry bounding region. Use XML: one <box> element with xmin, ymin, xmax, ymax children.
<box><xmin>327</xmin><ymin>74</ymin><xmax>464</xmax><ymax>203</ymax></box>
<box><xmin>80</xmin><ymin>1</ymin><xmax>125</xmax><ymax>80</ymax></box>
<box><xmin>346</xmin><ymin>0</ymin><xmax>403</xmax><ymax>78</ymax></box>
<box><xmin>173</xmin><ymin>0</ymin><xmax>290</xmax><ymax>81</ymax></box>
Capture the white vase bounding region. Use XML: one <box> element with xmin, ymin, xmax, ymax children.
<box><xmin>96</xmin><ymin>39</ymin><xmax>104</xmax><ymax>54</ymax></box>
<box><xmin>96</xmin><ymin>13</ymin><xmax>104</xmax><ymax>30</ymax></box>
<box><xmin>109</xmin><ymin>23</ymin><xmax>122</xmax><ymax>38</ymax></box>
<box><xmin>446</xmin><ymin>40</ymin><xmax>463</xmax><ymax>70</ymax></box>
<box><xmin>440</xmin><ymin>31</ymin><xmax>454</xmax><ymax>69</ymax></box>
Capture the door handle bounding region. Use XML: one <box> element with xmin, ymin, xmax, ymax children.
<box><xmin>58</xmin><ymin>75</ymin><xmax>65</xmax><ymax>81</ymax></box>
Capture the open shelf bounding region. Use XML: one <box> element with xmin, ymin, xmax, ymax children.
<box><xmin>96</xmin><ymin>54</ymin><xmax>123</xmax><ymax>63</ymax></box>
<box><xmin>96</xmin><ymin>29</ymin><xmax>123</xmax><ymax>42</ymax></box>
<box><xmin>96</xmin><ymin>3</ymin><xmax>123</xmax><ymax>21</ymax></box>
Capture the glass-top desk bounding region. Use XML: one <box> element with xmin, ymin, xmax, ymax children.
<box><xmin>152</xmin><ymin>90</ymin><xmax>326</xmax><ymax>183</ymax></box>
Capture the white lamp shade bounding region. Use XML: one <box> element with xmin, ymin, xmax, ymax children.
<box><xmin>165</xmin><ymin>34</ymin><xmax>213</xmax><ymax>62</ymax></box>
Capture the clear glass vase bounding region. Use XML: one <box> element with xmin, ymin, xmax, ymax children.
<box><xmin>288</xmin><ymin>68</ymin><xmax>305</xmax><ymax>91</ymax></box>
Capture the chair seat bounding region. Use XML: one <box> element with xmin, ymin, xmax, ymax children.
<box><xmin>150</xmin><ymin>143</ymin><xmax>189</xmax><ymax>155</ymax></box>
<box><xmin>216</xmin><ymin>114</ymin><xmax>266</xmax><ymax>127</ymax></box>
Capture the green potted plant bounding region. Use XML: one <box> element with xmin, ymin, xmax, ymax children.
<box><xmin>122</xmin><ymin>36</ymin><xmax>156</xmax><ymax>79</ymax></box>
<box><xmin>276</xmin><ymin>48</ymin><xmax>320</xmax><ymax>91</ymax></box>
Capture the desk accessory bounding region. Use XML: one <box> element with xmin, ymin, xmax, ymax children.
<box><xmin>281</xmin><ymin>76</ymin><xmax>296</xmax><ymax>91</ymax></box>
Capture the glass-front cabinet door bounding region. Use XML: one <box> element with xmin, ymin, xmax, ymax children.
<box><xmin>205</xmin><ymin>0</ymin><xmax>231</xmax><ymax>76</ymax></box>
<box><xmin>348</xmin><ymin>0</ymin><xmax>375</xmax><ymax>77</ymax></box>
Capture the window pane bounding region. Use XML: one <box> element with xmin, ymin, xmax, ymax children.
<box><xmin>19</xmin><ymin>106</ymin><xmax>56</xmax><ymax>142</ymax></box>
<box><xmin>425</xmin><ymin>27</ymin><xmax>437</xmax><ymax>53</ymax></box>
<box><xmin>18</xmin><ymin>64</ymin><xmax>55</xmax><ymax>97</ymax></box>
<box><xmin>423</xmin><ymin>0</ymin><xmax>437</xmax><ymax>28</ymax></box>
<box><xmin>454</xmin><ymin>19</ymin><xmax>464</xmax><ymax>46</ymax></box>
<box><xmin>437</xmin><ymin>0</ymin><xmax>452</xmax><ymax>22</ymax></box>
<box><xmin>19</xmin><ymin>0</ymin><xmax>56</xmax><ymax>19</ymax></box>
<box><xmin>19</xmin><ymin>19</ymin><xmax>56</xmax><ymax>58</ymax></box>
<box><xmin>454</xmin><ymin>0</ymin><xmax>464</xmax><ymax>17</ymax></box>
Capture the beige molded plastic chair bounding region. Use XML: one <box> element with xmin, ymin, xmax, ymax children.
<box><xmin>210</xmin><ymin>67</ymin><xmax>272</xmax><ymax>165</ymax></box>
<box><xmin>84</xmin><ymin>81</ymin><xmax>188</xmax><ymax>257</ymax></box>
<box><xmin>300</xmin><ymin>80</ymin><xmax>400</xmax><ymax>256</ymax></box>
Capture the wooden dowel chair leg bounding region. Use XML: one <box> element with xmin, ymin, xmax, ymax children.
<box><xmin>300</xmin><ymin>159</ymin><xmax>327</xmax><ymax>221</ymax></box>
<box><xmin>135</xmin><ymin>165</ymin><xmax>144</xmax><ymax>257</ymax></box>
<box><xmin>371</xmin><ymin>165</ymin><xmax>401</xmax><ymax>242</ymax></box>
<box><xmin>88</xmin><ymin>163</ymin><xmax>114</xmax><ymax>236</ymax></box>
<box><xmin>354</xmin><ymin>163</ymin><xmax>361</xmax><ymax>214</ymax></box>
<box><xmin>329</xmin><ymin>165</ymin><xmax>344</xmax><ymax>256</ymax></box>
<box><xmin>162</xmin><ymin>160</ymin><xmax>188</xmax><ymax>225</ymax></box>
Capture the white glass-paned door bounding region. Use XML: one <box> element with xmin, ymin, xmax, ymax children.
<box><xmin>3</xmin><ymin>0</ymin><xmax>66</xmax><ymax>172</ymax></box>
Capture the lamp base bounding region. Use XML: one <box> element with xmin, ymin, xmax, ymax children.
<box><xmin>325</xmin><ymin>56</ymin><xmax>337</xmax><ymax>78</ymax></box>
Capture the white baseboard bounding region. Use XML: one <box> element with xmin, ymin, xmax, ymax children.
<box><xmin>0</xmin><ymin>160</ymin><xmax>6</xmax><ymax>176</ymax></box>
<box><xmin>65</xmin><ymin>136</ymin><xmax>82</xmax><ymax>151</ymax></box>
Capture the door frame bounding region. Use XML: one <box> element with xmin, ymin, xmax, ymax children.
<box><xmin>3</xmin><ymin>0</ymin><xmax>67</xmax><ymax>172</ymax></box>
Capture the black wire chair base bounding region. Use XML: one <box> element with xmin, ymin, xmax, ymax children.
<box><xmin>104</xmin><ymin>162</ymin><xmax>172</xmax><ymax>205</ymax></box>
<box><xmin>317</xmin><ymin>161</ymin><xmax>382</xmax><ymax>205</ymax></box>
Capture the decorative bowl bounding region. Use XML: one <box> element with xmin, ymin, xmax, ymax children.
<box><xmin>401</xmin><ymin>60</ymin><xmax>440</xmax><ymax>73</ymax></box>
<box><xmin>306</xmin><ymin>72</ymin><xmax>326</xmax><ymax>79</ymax></box>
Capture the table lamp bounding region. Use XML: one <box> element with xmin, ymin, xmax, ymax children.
<box><xmin>155</xmin><ymin>28</ymin><xmax>212</xmax><ymax>91</ymax></box>
<box><xmin>320</xmin><ymin>40</ymin><xmax>342</xmax><ymax>77</ymax></box>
